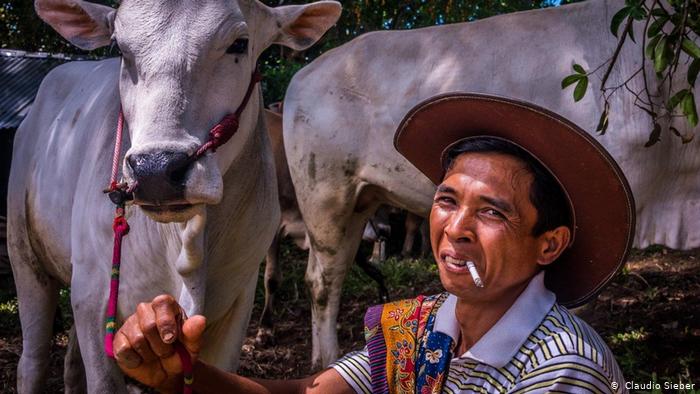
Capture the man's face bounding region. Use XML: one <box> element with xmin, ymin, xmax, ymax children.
<box><xmin>430</xmin><ymin>152</ymin><xmax>552</xmax><ymax>301</ymax></box>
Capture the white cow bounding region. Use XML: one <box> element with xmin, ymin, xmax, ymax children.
<box><xmin>7</xmin><ymin>0</ymin><xmax>339</xmax><ymax>392</ymax></box>
<box><xmin>283</xmin><ymin>0</ymin><xmax>699</xmax><ymax>368</ymax></box>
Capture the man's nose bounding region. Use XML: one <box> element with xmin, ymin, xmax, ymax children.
<box><xmin>444</xmin><ymin>206</ymin><xmax>477</xmax><ymax>243</ymax></box>
<box><xmin>127</xmin><ymin>151</ymin><xmax>192</xmax><ymax>203</ymax></box>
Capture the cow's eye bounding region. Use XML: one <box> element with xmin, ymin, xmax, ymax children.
<box><xmin>226</xmin><ymin>38</ymin><xmax>248</xmax><ymax>54</ymax></box>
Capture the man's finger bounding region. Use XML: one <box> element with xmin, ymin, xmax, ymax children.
<box><xmin>113</xmin><ymin>320</ymin><xmax>143</xmax><ymax>369</ymax></box>
<box><xmin>151</xmin><ymin>294</ymin><xmax>180</xmax><ymax>344</ymax></box>
<box><xmin>136</xmin><ymin>302</ymin><xmax>174</xmax><ymax>358</ymax></box>
<box><xmin>121</xmin><ymin>311</ymin><xmax>159</xmax><ymax>364</ymax></box>
<box><xmin>180</xmin><ymin>315</ymin><xmax>207</xmax><ymax>356</ymax></box>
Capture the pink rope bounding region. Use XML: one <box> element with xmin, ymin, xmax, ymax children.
<box><xmin>103</xmin><ymin>68</ymin><xmax>262</xmax><ymax>392</ymax></box>
<box><xmin>104</xmin><ymin>212</ymin><xmax>129</xmax><ymax>358</ymax></box>
<box><xmin>193</xmin><ymin>68</ymin><xmax>262</xmax><ymax>160</ymax></box>
<box><xmin>175</xmin><ymin>343</ymin><xmax>194</xmax><ymax>394</ymax></box>
<box><xmin>109</xmin><ymin>111</ymin><xmax>124</xmax><ymax>190</ymax></box>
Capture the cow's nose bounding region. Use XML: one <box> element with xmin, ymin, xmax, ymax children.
<box><xmin>127</xmin><ymin>151</ymin><xmax>192</xmax><ymax>203</ymax></box>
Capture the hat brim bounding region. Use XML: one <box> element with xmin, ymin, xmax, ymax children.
<box><xmin>394</xmin><ymin>93</ymin><xmax>635</xmax><ymax>307</ymax></box>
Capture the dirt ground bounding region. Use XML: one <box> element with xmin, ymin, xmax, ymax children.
<box><xmin>1</xmin><ymin>246</ymin><xmax>698</xmax><ymax>393</ymax></box>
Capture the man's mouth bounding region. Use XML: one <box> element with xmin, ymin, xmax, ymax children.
<box><xmin>442</xmin><ymin>254</ymin><xmax>474</xmax><ymax>272</ymax></box>
<box><xmin>441</xmin><ymin>254</ymin><xmax>485</xmax><ymax>287</ymax></box>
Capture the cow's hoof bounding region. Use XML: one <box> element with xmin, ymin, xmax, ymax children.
<box><xmin>254</xmin><ymin>327</ymin><xmax>275</xmax><ymax>346</ymax></box>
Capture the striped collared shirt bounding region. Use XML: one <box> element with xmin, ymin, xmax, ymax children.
<box><xmin>331</xmin><ymin>272</ymin><xmax>626</xmax><ymax>393</ymax></box>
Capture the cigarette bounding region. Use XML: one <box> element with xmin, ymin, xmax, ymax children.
<box><xmin>466</xmin><ymin>261</ymin><xmax>484</xmax><ymax>288</ymax></box>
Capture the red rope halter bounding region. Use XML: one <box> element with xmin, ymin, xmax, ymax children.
<box><xmin>103</xmin><ymin>68</ymin><xmax>262</xmax><ymax>393</ymax></box>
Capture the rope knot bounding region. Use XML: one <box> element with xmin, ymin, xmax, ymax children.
<box><xmin>113</xmin><ymin>216</ymin><xmax>130</xmax><ymax>235</ymax></box>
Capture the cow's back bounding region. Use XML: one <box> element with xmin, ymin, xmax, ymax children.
<box><xmin>285</xmin><ymin>0</ymin><xmax>700</xmax><ymax>249</ymax></box>
<box><xmin>9</xmin><ymin>58</ymin><xmax>121</xmax><ymax>283</ymax></box>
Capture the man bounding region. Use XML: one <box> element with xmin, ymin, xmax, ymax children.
<box><xmin>113</xmin><ymin>93</ymin><xmax>633</xmax><ymax>393</ymax></box>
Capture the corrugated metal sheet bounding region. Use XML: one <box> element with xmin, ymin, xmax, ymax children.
<box><xmin>0</xmin><ymin>49</ymin><xmax>88</xmax><ymax>130</ymax></box>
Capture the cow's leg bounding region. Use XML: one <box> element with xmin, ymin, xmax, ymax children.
<box><xmin>8</xmin><ymin>217</ymin><xmax>59</xmax><ymax>394</ymax></box>
<box><xmin>305</xmin><ymin>212</ymin><xmax>369</xmax><ymax>370</ymax></box>
<box><xmin>64</xmin><ymin>325</ymin><xmax>87</xmax><ymax>394</ymax></box>
<box><xmin>354</xmin><ymin>248</ymin><xmax>389</xmax><ymax>303</ymax></box>
<box><xmin>402</xmin><ymin>212</ymin><xmax>422</xmax><ymax>258</ymax></box>
<box><xmin>419</xmin><ymin>219</ymin><xmax>431</xmax><ymax>257</ymax></box>
<box><xmin>199</xmin><ymin>270</ymin><xmax>259</xmax><ymax>372</ymax></box>
<box><xmin>256</xmin><ymin>230</ymin><xmax>282</xmax><ymax>345</ymax></box>
<box><xmin>71</xmin><ymin>268</ymin><xmax>128</xmax><ymax>394</ymax></box>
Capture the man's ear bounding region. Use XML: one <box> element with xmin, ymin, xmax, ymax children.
<box><xmin>271</xmin><ymin>1</ymin><xmax>341</xmax><ymax>51</ymax></box>
<box><xmin>536</xmin><ymin>226</ymin><xmax>571</xmax><ymax>266</ymax></box>
<box><xmin>35</xmin><ymin>0</ymin><xmax>116</xmax><ymax>50</ymax></box>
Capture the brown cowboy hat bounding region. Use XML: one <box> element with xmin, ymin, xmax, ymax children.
<box><xmin>394</xmin><ymin>93</ymin><xmax>635</xmax><ymax>307</ymax></box>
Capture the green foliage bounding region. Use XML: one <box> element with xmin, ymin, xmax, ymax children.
<box><xmin>563</xmin><ymin>0</ymin><xmax>699</xmax><ymax>146</ymax></box>
<box><xmin>562</xmin><ymin>63</ymin><xmax>589</xmax><ymax>102</ymax></box>
<box><xmin>0</xmin><ymin>0</ymin><xmax>118</xmax><ymax>57</ymax></box>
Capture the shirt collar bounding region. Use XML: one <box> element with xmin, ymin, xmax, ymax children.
<box><xmin>432</xmin><ymin>271</ymin><xmax>555</xmax><ymax>368</ymax></box>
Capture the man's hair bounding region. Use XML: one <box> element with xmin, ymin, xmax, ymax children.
<box><xmin>442</xmin><ymin>137</ymin><xmax>571</xmax><ymax>236</ymax></box>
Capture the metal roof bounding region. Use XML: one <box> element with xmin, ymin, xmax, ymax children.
<box><xmin>0</xmin><ymin>49</ymin><xmax>89</xmax><ymax>130</ymax></box>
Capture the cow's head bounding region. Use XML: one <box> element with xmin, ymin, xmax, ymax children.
<box><xmin>36</xmin><ymin>0</ymin><xmax>340</xmax><ymax>223</ymax></box>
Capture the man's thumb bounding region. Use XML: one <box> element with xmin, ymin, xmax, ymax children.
<box><xmin>180</xmin><ymin>315</ymin><xmax>206</xmax><ymax>356</ymax></box>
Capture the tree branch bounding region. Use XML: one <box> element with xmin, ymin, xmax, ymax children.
<box><xmin>601</xmin><ymin>17</ymin><xmax>634</xmax><ymax>90</ymax></box>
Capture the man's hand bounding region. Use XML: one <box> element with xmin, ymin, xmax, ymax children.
<box><xmin>113</xmin><ymin>294</ymin><xmax>206</xmax><ymax>393</ymax></box>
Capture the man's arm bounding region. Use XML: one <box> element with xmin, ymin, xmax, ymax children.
<box><xmin>112</xmin><ymin>294</ymin><xmax>355</xmax><ymax>394</ymax></box>
<box><xmin>192</xmin><ymin>361</ymin><xmax>354</xmax><ymax>394</ymax></box>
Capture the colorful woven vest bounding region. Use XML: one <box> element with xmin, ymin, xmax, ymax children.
<box><xmin>364</xmin><ymin>293</ymin><xmax>455</xmax><ymax>394</ymax></box>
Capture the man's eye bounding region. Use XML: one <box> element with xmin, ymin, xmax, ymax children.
<box><xmin>226</xmin><ymin>38</ymin><xmax>248</xmax><ymax>54</ymax></box>
<box><xmin>435</xmin><ymin>196</ymin><xmax>455</xmax><ymax>205</ymax></box>
<box><xmin>484</xmin><ymin>209</ymin><xmax>505</xmax><ymax>218</ymax></box>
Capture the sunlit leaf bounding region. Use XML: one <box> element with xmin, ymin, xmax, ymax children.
<box><xmin>646</xmin><ymin>35</ymin><xmax>661</xmax><ymax>59</ymax></box>
<box><xmin>573</xmin><ymin>76</ymin><xmax>588</xmax><ymax>102</ymax></box>
<box><xmin>644</xmin><ymin>123</ymin><xmax>661</xmax><ymax>147</ymax></box>
<box><xmin>688</xmin><ymin>59</ymin><xmax>700</xmax><ymax>86</ymax></box>
<box><xmin>647</xmin><ymin>17</ymin><xmax>668</xmax><ymax>38</ymax></box>
<box><xmin>681</xmin><ymin>38</ymin><xmax>700</xmax><ymax>59</ymax></box>
<box><xmin>654</xmin><ymin>37</ymin><xmax>670</xmax><ymax>73</ymax></box>
<box><xmin>667</xmin><ymin>89</ymin><xmax>688</xmax><ymax>110</ymax></box>
<box><xmin>682</xmin><ymin>92</ymin><xmax>698</xmax><ymax>127</ymax></box>
<box><xmin>561</xmin><ymin>74</ymin><xmax>582</xmax><ymax>89</ymax></box>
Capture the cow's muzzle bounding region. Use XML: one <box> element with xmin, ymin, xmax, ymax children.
<box><xmin>127</xmin><ymin>151</ymin><xmax>193</xmax><ymax>204</ymax></box>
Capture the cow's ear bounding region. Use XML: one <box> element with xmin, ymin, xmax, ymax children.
<box><xmin>35</xmin><ymin>0</ymin><xmax>116</xmax><ymax>50</ymax></box>
<box><xmin>272</xmin><ymin>1</ymin><xmax>341</xmax><ymax>51</ymax></box>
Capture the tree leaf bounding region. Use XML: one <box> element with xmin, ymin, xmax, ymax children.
<box><xmin>628</xmin><ymin>22</ymin><xmax>636</xmax><ymax>43</ymax></box>
<box><xmin>688</xmin><ymin>59</ymin><xmax>700</xmax><ymax>86</ymax></box>
<box><xmin>647</xmin><ymin>16</ymin><xmax>668</xmax><ymax>38</ymax></box>
<box><xmin>629</xmin><ymin>5</ymin><xmax>646</xmax><ymax>21</ymax></box>
<box><xmin>561</xmin><ymin>74</ymin><xmax>582</xmax><ymax>89</ymax></box>
<box><xmin>573</xmin><ymin>76</ymin><xmax>588</xmax><ymax>102</ymax></box>
<box><xmin>681</xmin><ymin>38</ymin><xmax>700</xmax><ymax>59</ymax></box>
<box><xmin>596</xmin><ymin>103</ymin><xmax>610</xmax><ymax>134</ymax></box>
<box><xmin>644</xmin><ymin>123</ymin><xmax>661</xmax><ymax>147</ymax></box>
<box><xmin>646</xmin><ymin>35</ymin><xmax>662</xmax><ymax>59</ymax></box>
<box><xmin>573</xmin><ymin>64</ymin><xmax>586</xmax><ymax>74</ymax></box>
<box><xmin>651</xmin><ymin>7</ymin><xmax>668</xmax><ymax>18</ymax></box>
<box><xmin>654</xmin><ymin>37</ymin><xmax>670</xmax><ymax>73</ymax></box>
<box><xmin>667</xmin><ymin>89</ymin><xmax>688</xmax><ymax>110</ymax></box>
<box><xmin>682</xmin><ymin>92</ymin><xmax>698</xmax><ymax>127</ymax></box>
<box><xmin>611</xmin><ymin>7</ymin><xmax>631</xmax><ymax>37</ymax></box>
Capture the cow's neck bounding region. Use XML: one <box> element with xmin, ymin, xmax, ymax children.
<box><xmin>176</xmin><ymin>95</ymin><xmax>276</xmax><ymax>316</ymax></box>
